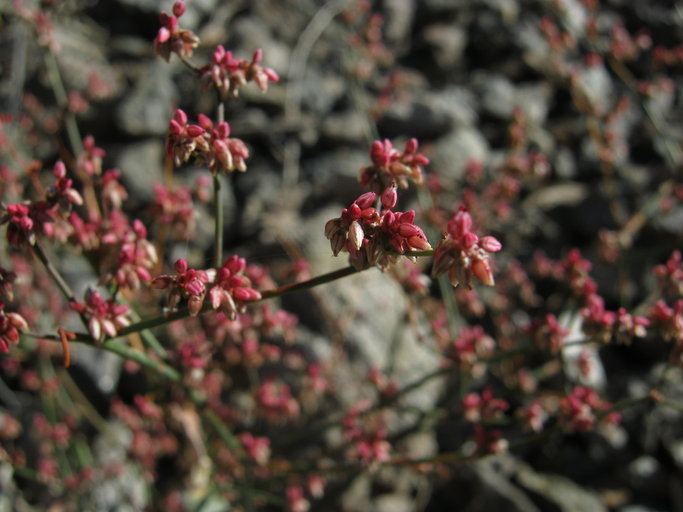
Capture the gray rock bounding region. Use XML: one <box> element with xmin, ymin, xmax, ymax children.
<box><xmin>374</xmin><ymin>494</ymin><xmax>414</xmax><ymax>512</ymax></box>
<box><xmin>577</xmin><ymin>64</ymin><xmax>614</xmax><ymax>115</ymax></box>
<box><xmin>423</xmin><ymin>24</ymin><xmax>467</xmax><ymax>71</ymax></box>
<box><xmin>515</xmin><ymin>461</ymin><xmax>608</xmax><ymax>512</ymax></box>
<box><xmin>515</xmin><ymin>82</ymin><xmax>553</xmax><ymax>125</ymax></box>
<box><xmin>379</xmin><ymin>86</ymin><xmax>477</xmax><ymax>138</ymax></box>
<box><xmin>117</xmin><ymin>61</ymin><xmax>176</xmax><ymax>136</ymax></box>
<box><xmin>230</xmin><ymin>17</ymin><xmax>290</xmax><ymax>75</ymax></box>
<box><xmin>54</xmin><ymin>20</ymin><xmax>124</xmax><ymax>96</ymax></box>
<box><xmin>299</xmin><ymin>70</ymin><xmax>346</xmax><ymax>116</ymax></box>
<box><xmin>432</xmin><ymin>127</ymin><xmax>490</xmax><ymax>180</ymax></box>
<box><xmin>322</xmin><ymin>110</ymin><xmax>373</xmax><ymax>144</ymax></box>
<box><xmin>383</xmin><ymin>0</ymin><xmax>416</xmax><ymax>46</ymax></box>
<box><xmin>303</xmin><ymin>149</ymin><xmax>369</xmax><ymax>201</ymax></box>
<box><xmin>476</xmin><ymin>73</ymin><xmax>516</xmax><ymax>119</ymax></box>
<box><xmin>114</xmin><ymin>140</ymin><xmax>164</xmax><ymax>204</ymax></box>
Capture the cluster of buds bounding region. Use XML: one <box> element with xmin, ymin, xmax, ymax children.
<box><xmin>559</xmin><ymin>386</ymin><xmax>620</xmax><ymax>432</ymax></box>
<box><xmin>530</xmin><ymin>313</ymin><xmax>568</xmax><ymax>354</ymax></box>
<box><xmin>324</xmin><ymin>191</ymin><xmax>431</xmax><ymax>270</ymax></box>
<box><xmin>0</xmin><ymin>302</ymin><xmax>28</xmax><ymax>353</ymax></box>
<box><xmin>581</xmin><ymin>295</ymin><xmax>649</xmax><ymax>344</ymax></box>
<box><xmin>342</xmin><ymin>401</ymin><xmax>391</xmax><ymax>464</ymax></box>
<box><xmin>151</xmin><ymin>259</ymin><xmax>212</xmax><ymax>316</ymax></box>
<box><xmin>519</xmin><ymin>400</ymin><xmax>548</xmax><ymax>433</ymax></box>
<box><xmin>151</xmin><ymin>184</ymin><xmax>195</xmax><ymax>240</ymax></box>
<box><xmin>2</xmin><ymin>161</ymin><xmax>84</xmax><ymax>246</ymax></box>
<box><xmin>201</xmin><ymin>46</ymin><xmax>279</xmax><ymax>98</ymax></box>
<box><xmin>48</xmin><ymin>161</ymin><xmax>84</xmax><ymax>208</ymax></box>
<box><xmin>359</xmin><ymin>138</ymin><xmax>429</xmax><ymax>193</ymax></box>
<box><xmin>2</xmin><ymin>202</ymin><xmax>52</xmax><ymax>246</ymax></box>
<box><xmin>108</xmin><ymin>219</ymin><xmax>158</xmax><ymax>291</ymax></box>
<box><xmin>76</xmin><ymin>136</ymin><xmax>105</xmax><ymax>177</ymax></box>
<box><xmin>447</xmin><ymin>326</ymin><xmax>495</xmax><ymax>378</ymax></box>
<box><xmin>256</xmin><ymin>379</ymin><xmax>300</xmax><ymax>420</ymax></box>
<box><xmin>207</xmin><ymin>256</ymin><xmax>262</xmax><ymax>319</ymax></box>
<box><xmin>654</xmin><ymin>250</ymin><xmax>683</xmax><ymax>298</ymax></box>
<box><xmin>649</xmin><ymin>300</ymin><xmax>683</xmax><ymax>345</ymax></box>
<box><xmin>166</xmin><ymin>109</ymin><xmax>250</xmax><ymax>175</ymax></box>
<box><xmin>462</xmin><ymin>387</ymin><xmax>509</xmax><ymax>424</ymax></box>
<box><xmin>101</xmin><ymin>169</ymin><xmax>128</xmax><ymax>211</ymax></box>
<box><xmin>239</xmin><ymin>432</ymin><xmax>271</xmax><ymax>466</ymax></box>
<box><xmin>152</xmin><ymin>257</ymin><xmax>261</xmax><ymax>318</ymax></box>
<box><xmin>153</xmin><ymin>1</ymin><xmax>199</xmax><ymax>62</ymax></box>
<box><xmin>432</xmin><ymin>207</ymin><xmax>502</xmax><ymax>288</ymax></box>
<box><xmin>70</xmin><ymin>289</ymin><xmax>130</xmax><ymax>342</ymax></box>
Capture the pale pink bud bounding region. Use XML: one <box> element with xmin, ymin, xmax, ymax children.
<box><xmin>348</xmin><ymin>220</ymin><xmax>364</xmax><ymax>250</ymax></box>
<box><xmin>381</xmin><ymin>185</ymin><xmax>397</xmax><ymax>209</ymax></box>
<box><xmin>471</xmin><ymin>257</ymin><xmax>495</xmax><ymax>286</ymax></box>
<box><xmin>480</xmin><ymin>236</ymin><xmax>502</xmax><ymax>253</ymax></box>
<box><xmin>355</xmin><ymin>192</ymin><xmax>377</xmax><ymax>210</ymax></box>
<box><xmin>175</xmin><ymin>259</ymin><xmax>188</xmax><ymax>273</ymax></box>
<box><xmin>172</xmin><ymin>1</ymin><xmax>186</xmax><ymax>17</ymax></box>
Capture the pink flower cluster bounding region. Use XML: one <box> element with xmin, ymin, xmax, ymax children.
<box><xmin>0</xmin><ymin>302</ymin><xmax>28</xmax><ymax>353</ymax></box>
<box><xmin>324</xmin><ymin>191</ymin><xmax>431</xmax><ymax>270</ymax></box>
<box><xmin>70</xmin><ymin>289</ymin><xmax>130</xmax><ymax>342</ymax></box>
<box><xmin>432</xmin><ymin>207</ymin><xmax>502</xmax><ymax>288</ymax></box>
<box><xmin>581</xmin><ymin>295</ymin><xmax>649</xmax><ymax>344</ymax></box>
<box><xmin>201</xmin><ymin>46</ymin><xmax>279</xmax><ymax>98</ymax></box>
<box><xmin>153</xmin><ymin>1</ymin><xmax>199</xmax><ymax>62</ymax></box>
<box><xmin>448</xmin><ymin>326</ymin><xmax>495</xmax><ymax>378</ymax></box>
<box><xmin>359</xmin><ymin>138</ymin><xmax>429</xmax><ymax>193</ymax></box>
<box><xmin>208</xmin><ymin>255</ymin><xmax>262</xmax><ymax>319</ymax></box>
<box><xmin>151</xmin><ymin>184</ymin><xmax>195</xmax><ymax>240</ymax></box>
<box><xmin>256</xmin><ymin>379</ymin><xmax>300</xmax><ymax>420</ymax></box>
<box><xmin>76</xmin><ymin>136</ymin><xmax>105</xmax><ymax>177</ymax></box>
<box><xmin>531</xmin><ymin>313</ymin><xmax>568</xmax><ymax>354</ymax></box>
<box><xmin>1</xmin><ymin>161</ymin><xmax>82</xmax><ymax>246</ymax></box>
<box><xmin>559</xmin><ymin>386</ymin><xmax>620</xmax><ymax>432</ymax></box>
<box><xmin>152</xmin><ymin>256</ymin><xmax>261</xmax><ymax>318</ymax></box>
<box><xmin>166</xmin><ymin>109</ymin><xmax>250</xmax><ymax>175</ymax></box>
<box><xmin>342</xmin><ymin>401</ymin><xmax>391</xmax><ymax>464</ymax></box>
<box><xmin>108</xmin><ymin>219</ymin><xmax>158</xmax><ymax>290</ymax></box>
<box><xmin>462</xmin><ymin>387</ymin><xmax>509</xmax><ymax>424</ymax></box>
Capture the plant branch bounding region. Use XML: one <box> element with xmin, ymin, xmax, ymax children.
<box><xmin>31</xmin><ymin>242</ymin><xmax>76</xmax><ymax>303</ymax></box>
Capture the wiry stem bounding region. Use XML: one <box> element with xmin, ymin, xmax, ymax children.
<box><xmin>213</xmin><ymin>101</ymin><xmax>226</xmax><ymax>267</ymax></box>
<box><xmin>31</xmin><ymin>241</ymin><xmax>76</xmax><ymax>303</ymax></box>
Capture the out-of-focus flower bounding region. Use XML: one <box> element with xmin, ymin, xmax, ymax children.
<box><xmin>153</xmin><ymin>1</ymin><xmax>199</xmax><ymax>62</ymax></box>
<box><xmin>432</xmin><ymin>207</ymin><xmax>502</xmax><ymax>288</ymax></box>
<box><xmin>359</xmin><ymin>138</ymin><xmax>429</xmax><ymax>193</ymax></box>
<box><xmin>201</xmin><ymin>46</ymin><xmax>279</xmax><ymax>98</ymax></box>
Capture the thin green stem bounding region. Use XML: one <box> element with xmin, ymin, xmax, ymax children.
<box><xmin>31</xmin><ymin>242</ymin><xmax>76</xmax><ymax>302</ymax></box>
<box><xmin>213</xmin><ymin>174</ymin><xmax>223</xmax><ymax>267</ymax></box>
<box><xmin>213</xmin><ymin>102</ymin><xmax>226</xmax><ymax>267</ymax></box>
<box><xmin>44</xmin><ymin>52</ymin><xmax>83</xmax><ymax>155</ymax></box>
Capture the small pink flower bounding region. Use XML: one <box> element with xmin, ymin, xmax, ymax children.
<box><xmin>432</xmin><ymin>207</ymin><xmax>502</xmax><ymax>288</ymax></box>
<box><xmin>70</xmin><ymin>289</ymin><xmax>130</xmax><ymax>342</ymax></box>
<box><xmin>360</xmin><ymin>138</ymin><xmax>429</xmax><ymax>193</ymax></box>
<box><xmin>76</xmin><ymin>135</ymin><xmax>105</xmax><ymax>177</ymax></box>
<box><xmin>200</xmin><ymin>46</ymin><xmax>279</xmax><ymax>98</ymax></box>
<box><xmin>0</xmin><ymin>302</ymin><xmax>29</xmax><ymax>353</ymax></box>
<box><xmin>153</xmin><ymin>2</ymin><xmax>199</xmax><ymax>62</ymax></box>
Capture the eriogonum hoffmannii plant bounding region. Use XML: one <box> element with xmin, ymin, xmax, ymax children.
<box><xmin>1</xmin><ymin>0</ymin><xmax>683</xmax><ymax>510</ymax></box>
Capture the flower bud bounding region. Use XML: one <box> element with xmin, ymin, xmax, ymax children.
<box><xmin>381</xmin><ymin>185</ymin><xmax>397</xmax><ymax>209</ymax></box>
<box><xmin>172</xmin><ymin>1</ymin><xmax>186</xmax><ymax>17</ymax></box>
